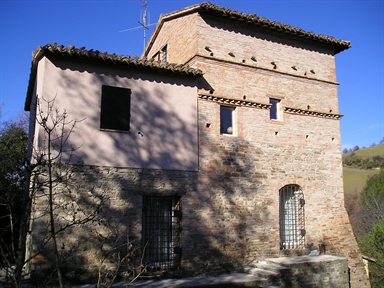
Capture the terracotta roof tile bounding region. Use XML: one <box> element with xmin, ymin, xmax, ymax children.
<box><xmin>34</xmin><ymin>43</ymin><xmax>202</xmax><ymax>76</ymax></box>
<box><xmin>25</xmin><ymin>43</ymin><xmax>203</xmax><ymax>110</ymax></box>
<box><xmin>197</xmin><ymin>2</ymin><xmax>351</xmax><ymax>53</ymax></box>
<box><xmin>148</xmin><ymin>2</ymin><xmax>350</xmax><ymax>55</ymax></box>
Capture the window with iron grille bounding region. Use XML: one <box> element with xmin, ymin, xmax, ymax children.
<box><xmin>142</xmin><ymin>197</ymin><xmax>181</xmax><ymax>270</ymax></box>
<box><xmin>279</xmin><ymin>185</ymin><xmax>305</xmax><ymax>250</ymax></box>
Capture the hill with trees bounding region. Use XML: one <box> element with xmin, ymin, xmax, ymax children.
<box><xmin>343</xmin><ymin>140</ymin><xmax>384</xmax><ymax>287</ymax></box>
<box><xmin>343</xmin><ymin>143</ymin><xmax>384</xmax><ymax>194</ymax></box>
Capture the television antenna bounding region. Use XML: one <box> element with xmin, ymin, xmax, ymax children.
<box><xmin>119</xmin><ymin>0</ymin><xmax>157</xmax><ymax>51</ymax></box>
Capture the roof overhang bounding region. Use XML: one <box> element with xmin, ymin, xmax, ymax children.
<box><xmin>144</xmin><ymin>2</ymin><xmax>351</xmax><ymax>57</ymax></box>
<box><xmin>24</xmin><ymin>43</ymin><xmax>203</xmax><ymax>111</ymax></box>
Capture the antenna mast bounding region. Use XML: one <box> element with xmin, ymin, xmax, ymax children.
<box><xmin>119</xmin><ymin>0</ymin><xmax>156</xmax><ymax>52</ymax></box>
<box><xmin>139</xmin><ymin>0</ymin><xmax>149</xmax><ymax>50</ymax></box>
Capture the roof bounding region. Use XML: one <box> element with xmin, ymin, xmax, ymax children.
<box><xmin>25</xmin><ymin>43</ymin><xmax>203</xmax><ymax>111</ymax></box>
<box><xmin>145</xmin><ymin>2</ymin><xmax>351</xmax><ymax>56</ymax></box>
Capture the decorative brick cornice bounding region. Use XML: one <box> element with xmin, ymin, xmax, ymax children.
<box><xmin>198</xmin><ymin>93</ymin><xmax>270</xmax><ymax>109</ymax></box>
<box><xmin>198</xmin><ymin>94</ymin><xmax>343</xmax><ymax>120</ymax></box>
<box><xmin>284</xmin><ymin>107</ymin><xmax>343</xmax><ymax>119</ymax></box>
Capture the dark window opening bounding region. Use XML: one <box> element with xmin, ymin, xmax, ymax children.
<box><xmin>220</xmin><ymin>106</ymin><xmax>234</xmax><ymax>135</ymax></box>
<box><xmin>270</xmin><ymin>98</ymin><xmax>280</xmax><ymax>120</ymax></box>
<box><xmin>142</xmin><ymin>197</ymin><xmax>181</xmax><ymax>270</ymax></box>
<box><xmin>100</xmin><ymin>85</ymin><xmax>131</xmax><ymax>132</ymax></box>
<box><xmin>279</xmin><ymin>185</ymin><xmax>305</xmax><ymax>250</ymax></box>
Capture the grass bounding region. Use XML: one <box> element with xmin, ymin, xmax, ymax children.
<box><xmin>343</xmin><ymin>167</ymin><xmax>380</xmax><ymax>195</ymax></box>
<box><xmin>343</xmin><ymin>144</ymin><xmax>384</xmax><ymax>159</ymax></box>
<box><xmin>342</xmin><ymin>144</ymin><xmax>383</xmax><ymax>195</ymax></box>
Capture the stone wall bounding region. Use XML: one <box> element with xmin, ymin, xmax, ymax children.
<box><xmin>266</xmin><ymin>255</ymin><xmax>350</xmax><ymax>288</ymax></box>
<box><xmin>30</xmin><ymin>165</ymin><xmax>198</xmax><ymax>282</ymax></box>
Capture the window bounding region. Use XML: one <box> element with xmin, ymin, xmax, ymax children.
<box><xmin>220</xmin><ymin>106</ymin><xmax>235</xmax><ymax>135</ymax></box>
<box><xmin>152</xmin><ymin>45</ymin><xmax>167</xmax><ymax>63</ymax></box>
<box><xmin>269</xmin><ymin>98</ymin><xmax>280</xmax><ymax>120</ymax></box>
<box><xmin>279</xmin><ymin>185</ymin><xmax>305</xmax><ymax>250</ymax></box>
<box><xmin>142</xmin><ymin>197</ymin><xmax>181</xmax><ymax>270</ymax></box>
<box><xmin>160</xmin><ymin>45</ymin><xmax>167</xmax><ymax>63</ymax></box>
<box><xmin>100</xmin><ymin>85</ymin><xmax>131</xmax><ymax>132</ymax></box>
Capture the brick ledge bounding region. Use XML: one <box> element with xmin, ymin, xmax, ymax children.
<box><xmin>284</xmin><ymin>107</ymin><xmax>343</xmax><ymax>119</ymax></box>
<box><xmin>198</xmin><ymin>94</ymin><xmax>343</xmax><ymax>120</ymax></box>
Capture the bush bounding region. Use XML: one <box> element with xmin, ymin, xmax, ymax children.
<box><xmin>355</xmin><ymin>169</ymin><xmax>384</xmax><ymax>287</ymax></box>
<box><xmin>357</xmin><ymin>219</ymin><xmax>384</xmax><ymax>287</ymax></box>
<box><xmin>343</xmin><ymin>154</ymin><xmax>381</xmax><ymax>170</ymax></box>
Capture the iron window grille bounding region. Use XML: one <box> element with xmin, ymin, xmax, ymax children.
<box><xmin>142</xmin><ymin>197</ymin><xmax>181</xmax><ymax>270</ymax></box>
<box><xmin>279</xmin><ymin>185</ymin><xmax>305</xmax><ymax>250</ymax></box>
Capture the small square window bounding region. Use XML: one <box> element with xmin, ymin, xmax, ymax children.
<box><xmin>270</xmin><ymin>98</ymin><xmax>280</xmax><ymax>120</ymax></box>
<box><xmin>100</xmin><ymin>85</ymin><xmax>131</xmax><ymax>132</ymax></box>
<box><xmin>220</xmin><ymin>106</ymin><xmax>235</xmax><ymax>135</ymax></box>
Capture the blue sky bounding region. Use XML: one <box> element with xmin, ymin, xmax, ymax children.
<box><xmin>1</xmin><ymin>0</ymin><xmax>383</xmax><ymax>149</ymax></box>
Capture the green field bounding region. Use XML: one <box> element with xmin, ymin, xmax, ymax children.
<box><xmin>343</xmin><ymin>167</ymin><xmax>380</xmax><ymax>195</ymax></box>
<box><xmin>342</xmin><ymin>144</ymin><xmax>383</xmax><ymax>195</ymax></box>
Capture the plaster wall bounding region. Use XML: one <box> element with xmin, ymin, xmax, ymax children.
<box><xmin>33</xmin><ymin>57</ymin><xmax>198</xmax><ymax>171</ymax></box>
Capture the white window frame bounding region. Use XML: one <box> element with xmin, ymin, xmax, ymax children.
<box><xmin>269</xmin><ymin>98</ymin><xmax>281</xmax><ymax>121</ymax></box>
<box><xmin>220</xmin><ymin>106</ymin><xmax>236</xmax><ymax>135</ymax></box>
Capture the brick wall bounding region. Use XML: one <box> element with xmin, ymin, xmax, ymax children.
<box><xmin>30</xmin><ymin>165</ymin><xmax>198</xmax><ymax>281</ymax></box>
<box><xmin>197</xmin><ymin>15</ymin><xmax>337</xmax><ymax>83</ymax></box>
<box><xmin>146</xmin><ymin>11</ymin><xmax>369</xmax><ymax>287</ymax></box>
<box><xmin>146</xmin><ymin>13</ymin><xmax>200</xmax><ymax>64</ymax></box>
<box><xmin>29</xmin><ymin>8</ymin><xmax>370</xmax><ymax>288</ymax></box>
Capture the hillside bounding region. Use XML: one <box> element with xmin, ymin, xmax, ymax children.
<box><xmin>343</xmin><ymin>144</ymin><xmax>384</xmax><ymax>195</ymax></box>
<box><xmin>343</xmin><ymin>144</ymin><xmax>384</xmax><ymax>159</ymax></box>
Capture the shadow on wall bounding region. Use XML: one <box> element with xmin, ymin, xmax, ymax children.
<box><xmin>30</xmin><ymin>61</ymin><xmax>277</xmax><ymax>284</ymax></box>
<box><xmin>47</xmin><ymin>57</ymin><xmax>201</xmax><ymax>171</ymax></box>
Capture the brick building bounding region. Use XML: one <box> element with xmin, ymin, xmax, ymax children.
<box><xmin>25</xmin><ymin>3</ymin><xmax>369</xmax><ymax>287</ymax></box>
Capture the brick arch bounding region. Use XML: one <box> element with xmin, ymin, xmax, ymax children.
<box><xmin>278</xmin><ymin>179</ymin><xmax>305</xmax><ymax>189</ymax></box>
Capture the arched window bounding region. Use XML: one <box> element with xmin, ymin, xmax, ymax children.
<box><xmin>279</xmin><ymin>184</ymin><xmax>305</xmax><ymax>250</ymax></box>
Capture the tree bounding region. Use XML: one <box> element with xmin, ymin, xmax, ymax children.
<box><xmin>18</xmin><ymin>96</ymin><xmax>130</xmax><ymax>287</ymax></box>
<box><xmin>1</xmin><ymin>100</ymin><xmax>143</xmax><ymax>287</ymax></box>
<box><xmin>22</xmin><ymin>96</ymin><xmax>90</xmax><ymax>287</ymax></box>
<box><xmin>361</xmin><ymin>169</ymin><xmax>384</xmax><ymax>230</ymax></box>
<box><xmin>1</xmin><ymin>97</ymin><xmax>99</xmax><ymax>287</ymax></box>
<box><xmin>356</xmin><ymin>169</ymin><xmax>384</xmax><ymax>287</ymax></box>
<box><xmin>358</xmin><ymin>219</ymin><xmax>384</xmax><ymax>287</ymax></box>
<box><xmin>0</xmin><ymin>111</ymin><xmax>28</xmax><ymax>283</ymax></box>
